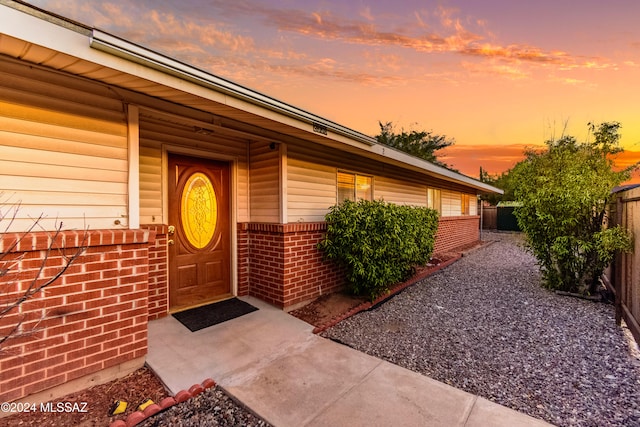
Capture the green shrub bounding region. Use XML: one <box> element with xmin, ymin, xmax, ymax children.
<box><xmin>318</xmin><ymin>199</ymin><xmax>439</xmax><ymax>300</ymax></box>
<box><xmin>512</xmin><ymin>122</ymin><xmax>635</xmax><ymax>294</ymax></box>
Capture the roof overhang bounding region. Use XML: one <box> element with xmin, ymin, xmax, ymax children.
<box><xmin>0</xmin><ymin>0</ymin><xmax>502</xmax><ymax>195</ymax></box>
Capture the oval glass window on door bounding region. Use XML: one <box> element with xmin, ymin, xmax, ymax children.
<box><xmin>180</xmin><ymin>172</ymin><xmax>217</xmax><ymax>249</ymax></box>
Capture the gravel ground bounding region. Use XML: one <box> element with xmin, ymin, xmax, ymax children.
<box><xmin>138</xmin><ymin>386</ymin><xmax>272</xmax><ymax>427</ymax></box>
<box><xmin>322</xmin><ymin>232</ymin><xmax>640</xmax><ymax>427</ymax></box>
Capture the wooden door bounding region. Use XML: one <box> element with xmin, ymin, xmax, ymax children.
<box><xmin>168</xmin><ymin>154</ymin><xmax>231</xmax><ymax>311</ymax></box>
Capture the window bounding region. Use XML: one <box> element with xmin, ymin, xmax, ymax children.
<box><xmin>337</xmin><ymin>171</ymin><xmax>372</xmax><ymax>203</ymax></box>
<box><xmin>427</xmin><ymin>188</ymin><xmax>441</xmax><ymax>213</ymax></box>
<box><xmin>461</xmin><ymin>194</ymin><xmax>470</xmax><ymax>215</ymax></box>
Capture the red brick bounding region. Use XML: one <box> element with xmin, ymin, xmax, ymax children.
<box><xmin>46</xmin><ymin>341</ymin><xmax>84</xmax><ymax>359</ymax></box>
<box><xmin>87</xmin><ymin>313</ymin><xmax>117</xmax><ymax>328</ymax></box>
<box><xmin>66</xmin><ymin>290</ymin><xmax>101</xmax><ymax>304</ymax></box>
<box><xmin>86</xmin><ymin>348</ymin><xmax>118</xmax><ymax>366</ymax></box>
<box><xmin>22</xmin><ymin>374</ymin><xmax>65</xmax><ymax>397</ymax></box>
<box><xmin>2</xmin><ymin>366</ymin><xmax>23</xmax><ymax>382</ymax></box>
<box><xmin>3</xmin><ymin>371</ymin><xmax>41</xmax><ymax>391</ymax></box>
<box><xmin>23</xmin><ymin>354</ymin><xmax>65</xmax><ymax>375</ymax></box>
<box><xmin>102</xmin><ymin>302</ymin><xmax>134</xmax><ymax>316</ymax></box>
<box><xmin>24</xmin><ymin>335</ymin><xmax>65</xmax><ymax>353</ymax></box>
<box><xmin>65</xmin><ymin>362</ymin><xmax>103</xmax><ymax>383</ymax></box>
<box><xmin>68</xmin><ymin>326</ymin><xmax>102</xmax><ymax>343</ymax></box>
<box><xmin>67</xmin><ymin>343</ymin><xmax>102</xmax><ymax>361</ymax></box>
<box><xmin>103</xmin><ymin>353</ymin><xmax>134</xmax><ymax>369</ymax></box>
<box><xmin>85</xmin><ymin>278</ymin><xmax>118</xmax><ymax>291</ymax></box>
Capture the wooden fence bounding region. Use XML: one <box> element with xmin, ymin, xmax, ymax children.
<box><xmin>481</xmin><ymin>205</ymin><xmax>497</xmax><ymax>230</ymax></box>
<box><xmin>606</xmin><ymin>186</ymin><xmax>640</xmax><ymax>345</ymax></box>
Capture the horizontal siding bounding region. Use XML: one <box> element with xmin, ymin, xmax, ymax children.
<box><xmin>442</xmin><ymin>190</ymin><xmax>462</xmax><ymax>217</ymax></box>
<box><xmin>139</xmin><ymin>145</ymin><xmax>163</xmax><ymax>223</ymax></box>
<box><xmin>470</xmin><ymin>195</ymin><xmax>478</xmax><ymax>215</ymax></box>
<box><xmin>375</xmin><ymin>176</ymin><xmax>427</xmax><ymax>206</ymax></box>
<box><xmin>286</xmin><ymin>142</ymin><xmax>481</xmax><ymax>222</ymax></box>
<box><xmin>249</xmin><ymin>142</ymin><xmax>280</xmax><ymax>222</ymax></box>
<box><xmin>0</xmin><ymin>59</ymin><xmax>128</xmax><ymax>232</ymax></box>
<box><xmin>138</xmin><ymin>113</ymin><xmax>250</xmax><ymax>225</ymax></box>
<box><xmin>287</xmin><ymin>157</ymin><xmax>336</xmax><ymax>222</ymax></box>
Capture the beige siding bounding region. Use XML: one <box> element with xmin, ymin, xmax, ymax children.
<box><xmin>249</xmin><ymin>142</ymin><xmax>280</xmax><ymax>222</ymax></box>
<box><xmin>0</xmin><ymin>59</ymin><xmax>128</xmax><ymax>231</ymax></box>
<box><xmin>440</xmin><ymin>191</ymin><xmax>478</xmax><ymax>217</ymax></box>
<box><xmin>287</xmin><ymin>157</ymin><xmax>336</xmax><ymax>222</ymax></box>
<box><xmin>139</xmin><ymin>145</ymin><xmax>163</xmax><ymax>223</ymax></box>
<box><xmin>286</xmin><ymin>142</ymin><xmax>480</xmax><ymax>222</ymax></box>
<box><xmin>375</xmin><ymin>176</ymin><xmax>427</xmax><ymax>207</ymax></box>
<box><xmin>441</xmin><ymin>190</ymin><xmax>462</xmax><ymax>217</ymax></box>
<box><xmin>469</xmin><ymin>195</ymin><xmax>478</xmax><ymax>215</ymax></box>
<box><xmin>138</xmin><ymin>113</ymin><xmax>250</xmax><ymax>225</ymax></box>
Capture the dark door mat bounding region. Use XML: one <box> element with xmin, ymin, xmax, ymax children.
<box><xmin>173</xmin><ymin>298</ymin><xmax>259</xmax><ymax>332</ymax></box>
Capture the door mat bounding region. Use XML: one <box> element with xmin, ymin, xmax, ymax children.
<box><xmin>173</xmin><ymin>298</ymin><xmax>259</xmax><ymax>332</ymax></box>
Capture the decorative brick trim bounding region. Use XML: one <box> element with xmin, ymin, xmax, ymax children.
<box><xmin>109</xmin><ymin>378</ymin><xmax>217</xmax><ymax>427</ymax></box>
<box><xmin>245</xmin><ymin>222</ymin><xmax>328</xmax><ymax>233</ymax></box>
<box><xmin>0</xmin><ymin>229</ymin><xmax>155</xmax><ymax>254</ymax></box>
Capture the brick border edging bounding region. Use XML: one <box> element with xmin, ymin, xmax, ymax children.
<box><xmin>108</xmin><ymin>378</ymin><xmax>216</xmax><ymax>427</ymax></box>
<box><xmin>311</xmin><ymin>255</ymin><xmax>462</xmax><ymax>335</ymax></box>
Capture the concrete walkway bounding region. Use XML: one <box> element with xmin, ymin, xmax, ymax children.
<box><xmin>147</xmin><ymin>297</ymin><xmax>553</xmax><ymax>427</ymax></box>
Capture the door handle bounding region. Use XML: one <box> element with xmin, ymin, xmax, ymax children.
<box><xmin>168</xmin><ymin>239</ymin><xmax>175</xmax><ymax>246</ymax></box>
<box><xmin>168</xmin><ymin>225</ymin><xmax>176</xmax><ymax>235</ymax></box>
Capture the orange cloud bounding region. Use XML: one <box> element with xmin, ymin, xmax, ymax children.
<box><xmin>248</xmin><ymin>4</ymin><xmax>610</xmax><ymax>71</ymax></box>
<box><xmin>439</xmin><ymin>143</ymin><xmax>531</xmax><ymax>177</ymax></box>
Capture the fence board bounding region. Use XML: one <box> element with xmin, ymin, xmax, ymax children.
<box><xmin>482</xmin><ymin>206</ymin><xmax>497</xmax><ymax>230</ymax></box>
<box><xmin>609</xmin><ymin>188</ymin><xmax>640</xmax><ymax>345</ymax></box>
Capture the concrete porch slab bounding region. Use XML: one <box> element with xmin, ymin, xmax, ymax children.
<box><xmin>147</xmin><ymin>296</ymin><xmax>554</xmax><ymax>427</ymax></box>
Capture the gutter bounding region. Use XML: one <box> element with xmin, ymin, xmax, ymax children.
<box><xmin>90</xmin><ymin>30</ymin><xmax>376</xmax><ymax>147</ymax></box>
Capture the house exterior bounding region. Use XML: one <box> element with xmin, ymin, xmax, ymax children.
<box><xmin>0</xmin><ymin>1</ymin><xmax>501</xmax><ymax>403</ymax></box>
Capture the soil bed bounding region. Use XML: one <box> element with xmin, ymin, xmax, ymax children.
<box><xmin>3</xmin><ymin>366</ymin><xmax>167</xmax><ymax>427</ymax></box>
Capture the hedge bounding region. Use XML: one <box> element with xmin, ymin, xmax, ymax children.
<box><xmin>318</xmin><ymin>199</ymin><xmax>439</xmax><ymax>300</ymax></box>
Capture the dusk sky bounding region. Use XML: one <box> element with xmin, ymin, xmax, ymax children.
<box><xmin>26</xmin><ymin>0</ymin><xmax>640</xmax><ymax>179</ymax></box>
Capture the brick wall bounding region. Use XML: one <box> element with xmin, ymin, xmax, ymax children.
<box><xmin>0</xmin><ymin>229</ymin><xmax>153</xmax><ymax>402</ymax></box>
<box><xmin>237</xmin><ymin>225</ymin><xmax>250</xmax><ymax>296</ymax></box>
<box><xmin>143</xmin><ymin>225</ymin><xmax>168</xmax><ymax>321</ymax></box>
<box><xmin>433</xmin><ymin>215</ymin><xmax>480</xmax><ymax>255</ymax></box>
<box><xmin>244</xmin><ymin>218</ymin><xmax>479</xmax><ymax>309</ymax></box>
<box><xmin>282</xmin><ymin>223</ymin><xmax>345</xmax><ymax>308</ymax></box>
<box><xmin>245</xmin><ymin>223</ymin><xmax>346</xmax><ymax>309</ymax></box>
<box><xmin>246</xmin><ymin>224</ymin><xmax>285</xmax><ymax>306</ymax></box>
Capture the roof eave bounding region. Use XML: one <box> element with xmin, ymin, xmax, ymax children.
<box><xmin>90</xmin><ymin>30</ymin><xmax>377</xmax><ymax>147</ymax></box>
<box><xmin>90</xmin><ymin>30</ymin><xmax>502</xmax><ymax>194</ymax></box>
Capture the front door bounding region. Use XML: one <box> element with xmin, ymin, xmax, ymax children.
<box><xmin>168</xmin><ymin>154</ymin><xmax>231</xmax><ymax>311</ymax></box>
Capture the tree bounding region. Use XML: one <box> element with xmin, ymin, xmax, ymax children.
<box><xmin>0</xmin><ymin>200</ymin><xmax>87</xmax><ymax>352</ymax></box>
<box><xmin>375</xmin><ymin>121</ymin><xmax>454</xmax><ymax>168</ymax></box>
<box><xmin>479</xmin><ymin>167</ymin><xmax>517</xmax><ymax>205</ymax></box>
<box><xmin>511</xmin><ymin>122</ymin><xmax>635</xmax><ymax>295</ymax></box>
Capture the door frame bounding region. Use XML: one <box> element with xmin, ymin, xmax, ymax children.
<box><xmin>162</xmin><ymin>144</ymin><xmax>238</xmax><ymax>298</ymax></box>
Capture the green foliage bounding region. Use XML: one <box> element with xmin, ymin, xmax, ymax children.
<box><xmin>511</xmin><ymin>122</ymin><xmax>636</xmax><ymax>294</ymax></box>
<box><xmin>318</xmin><ymin>199</ymin><xmax>439</xmax><ymax>300</ymax></box>
<box><xmin>479</xmin><ymin>167</ymin><xmax>517</xmax><ymax>205</ymax></box>
<box><xmin>376</xmin><ymin>121</ymin><xmax>454</xmax><ymax>168</ymax></box>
